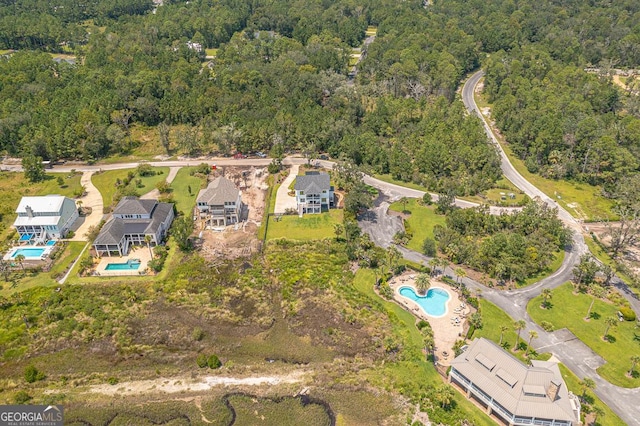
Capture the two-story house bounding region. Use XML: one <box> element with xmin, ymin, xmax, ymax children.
<box><xmin>196</xmin><ymin>176</ymin><xmax>243</xmax><ymax>226</ymax></box>
<box><xmin>93</xmin><ymin>197</ymin><xmax>174</xmax><ymax>257</ymax></box>
<box><xmin>294</xmin><ymin>172</ymin><xmax>334</xmax><ymax>215</ymax></box>
<box><xmin>13</xmin><ymin>195</ymin><xmax>79</xmax><ymax>242</ymax></box>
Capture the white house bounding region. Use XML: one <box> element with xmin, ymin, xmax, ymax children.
<box><xmin>13</xmin><ymin>195</ymin><xmax>79</xmax><ymax>242</ymax></box>
<box><xmin>196</xmin><ymin>176</ymin><xmax>243</xmax><ymax>227</ymax></box>
<box><xmin>294</xmin><ymin>172</ymin><xmax>334</xmax><ymax>214</ymax></box>
<box><xmin>449</xmin><ymin>338</ymin><xmax>581</xmax><ymax>426</ymax></box>
<box><xmin>93</xmin><ymin>197</ymin><xmax>174</xmax><ymax>257</ymax></box>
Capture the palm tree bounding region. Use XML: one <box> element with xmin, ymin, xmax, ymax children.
<box><xmin>14</xmin><ymin>254</ymin><xmax>25</xmax><ymax>272</ymax></box>
<box><xmin>423</xmin><ymin>335</ymin><xmax>435</xmax><ymax>362</ymax></box>
<box><xmin>591</xmin><ymin>405</ymin><xmax>604</xmax><ymax>425</ymax></box>
<box><xmin>541</xmin><ymin>288</ymin><xmax>552</xmax><ymax>308</ymax></box>
<box><xmin>513</xmin><ymin>320</ymin><xmax>526</xmax><ymax>351</ymax></box>
<box><xmin>455</xmin><ymin>267</ymin><xmax>466</xmax><ymax>285</ymax></box>
<box><xmin>579</xmin><ymin>378</ymin><xmax>595</xmax><ymax>403</ymax></box>
<box><xmin>415</xmin><ymin>273</ymin><xmax>431</xmax><ymax>295</ymax></box>
<box><xmin>603</xmin><ymin>316</ymin><xmax>618</xmax><ymax>340</ymax></box>
<box><xmin>499</xmin><ymin>325</ymin><xmax>509</xmax><ymax>346</ymax></box>
<box><xmin>434</xmin><ymin>384</ymin><xmax>455</xmax><ymax>409</ymax></box>
<box><xmin>526</xmin><ymin>330</ymin><xmax>538</xmax><ymax>356</ymax></box>
<box><xmin>428</xmin><ymin>258</ymin><xmax>439</xmax><ymax>276</ymax></box>
<box><xmin>144</xmin><ymin>235</ymin><xmax>153</xmax><ymax>258</ymax></box>
<box><xmin>629</xmin><ymin>355</ymin><xmax>640</xmax><ymax>376</ymax></box>
<box><xmin>585</xmin><ymin>286</ymin><xmax>605</xmax><ymax>320</ymax></box>
<box><xmin>400</xmin><ymin>197</ymin><xmax>409</xmax><ymax>213</ymax></box>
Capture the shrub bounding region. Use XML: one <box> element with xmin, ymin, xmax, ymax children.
<box><xmin>14</xmin><ymin>390</ymin><xmax>32</xmax><ymax>404</ymax></box>
<box><xmin>619</xmin><ymin>307</ymin><xmax>636</xmax><ymax>321</ymax></box>
<box><xmin>107</xmin><ymin>376</ymin><xmax>119</xmax><ymax>385</ymax></box>
<box><xmin>192</xmin><ymin>327</ymin><xmax>204</xmax><ymax>341</ymax></box>
<box><xmin>137</xmin><ymin>163</ymin><xmax>156</xmax><ymax>176</ymax></box>
<box><xmin>207</xmin><ymin>355</ymin><xmax>222</xmax><ymax>369</ymax></box>
<box><xmin>156</xmin><ymin>180</ymin><xmax>171</xmax><ymax>193</ymax></box>
<box><xmin>24</xmin><ymin>365</ymin><xmax>45</xmax><ymax>383</ymax></box>
<box><xmin>416</xmin><ymin>320</ymin><xmax>430</xmax><ymax>331</ymax></box>
<box><xmin>379</xmin><ymin>282</ymin><xmax>394</xmax><ymax>299</ymax></box>
<box><xmin>194</xmin><ymin>163</ymin><xmax>211</xmax><ymax>175</ymax></box>
<box><xmin>422</xmin><ymin>193</ymin><xmax>432</xmax><ymax>205</ymax></box>
<box><xmin>196</xmin><ymin>354</ymin><xmax>208</xmax><ymax>368</ymax></box>
<box><xmin>541</xmin><ymin>321</ymin><xmax>554</xmax><ymax>331</ymax></box>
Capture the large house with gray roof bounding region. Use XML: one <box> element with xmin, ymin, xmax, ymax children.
<box><xmin>93</xmin><ymin>197</ymin><xmax>174</xmax><ymax>257</ymax></box>
<box><xmin>196</xmin><ymin>176</ymin><xmax>243</xmax><ymax>226</ymax></box>
<box><xmin>294</xmin><ymin>172</ymin><xmax>334</xmax><ymax>215</ymax></box>
<box><xmin>448</xmin><ymin>338</ymin><xmax>581</xmax><ymax>426</ymax></box>
<box><xmin>13</xmin><ymin>195</ymin><xmax>79</xmax><ymax>243</ymax></box>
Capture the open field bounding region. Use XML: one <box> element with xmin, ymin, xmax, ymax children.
<box><xmin>267</xmin><ymin>209</ymin><xmax>343</xmax><ymax>241</ymax></box>
<box><xmin>91</xmin><ymin>166</ymin><xmax>169</xmax><ymax>209</ymax></box>
<box><xmin>0</xmin><ymin>171</ymin><xmax>83</xmax><ymax>243</ymax></box>
<box><xmin>528</xmin><ymin>283</ymin><xmax>640</xmax><ymax>388</ymax></box>
<box><xmin>475</xmin><ymin>90</ymin><xmax>615</xmax><ymax>221</ymax></box>
<box><xmin>388</xmin><ymin>199</ymin><xmax>446</xmax><ymax>253</ymax></box>
<box><xmin>169</xmin><ymin>166</ymin><xmax>207</xmax><ymax>215</ymax></box>
<box><xmin>472</xmin><ymin>300</ymin><xmax>519</xmax><ymax>350</ymax></box>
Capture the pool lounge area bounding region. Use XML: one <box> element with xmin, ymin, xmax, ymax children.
<box><xmin>3</xmin><ymin>245</ymin><xmax>54</xmax><ymax>261</ymax></box>
<box><xmin>94</xmin><ymin>247</ymin><xmax>152</xmax><ymax>276</ymax></box>
<box><xmin>398</xmin><ymin>286</ymin><xmax>450</xmax><ymax>318</ymax></box>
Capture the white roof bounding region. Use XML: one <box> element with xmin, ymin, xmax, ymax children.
<box><xmin>13</xmin><ymin>216</ymin><xmax>60</xmax><ymax>226</ymax></box>
<box><xmin>16</xmin><ymin>195</ymin><xmax>66</xmax><ymax>214</ymax></box>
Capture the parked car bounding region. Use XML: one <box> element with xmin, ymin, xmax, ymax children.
<box><xmin>255</xmin><ymin>151</ymin><xmax>267</xmax><ymax>158</ymax></box>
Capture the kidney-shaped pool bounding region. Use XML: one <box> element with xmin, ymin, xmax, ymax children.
<box><xmin>398</xmin><ymin>286</ymin><xmax>450</xmax><ymax>317</ymax></box>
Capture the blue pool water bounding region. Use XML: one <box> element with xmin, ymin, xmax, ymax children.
<box><xmin>105</xmin><ymin>261</ymin><xmax>141</xmax><ymax>271</ymax></box>
<box><xmin>399</xmin><ymin>287</ymin><xmax>450</xmax><ymax>317</ymax></box>
<box><xmin>11</xmin><ymin>248</ymin><xmax>45</xmax><ymax>258</ymax></box>
<box><xmin>46</xmin><ymin>240</ymin><xmax>56</xmax><ymax>246</ymax></box>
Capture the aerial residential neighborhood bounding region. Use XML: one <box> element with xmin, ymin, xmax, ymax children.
<box><xmin>0</xmin><ymin>0</ymin><xmax>639</xmax><ymax>424</ymax></box>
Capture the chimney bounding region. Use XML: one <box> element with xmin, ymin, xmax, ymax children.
<box><xmin>25</xmin><ymin>205</ymin><xmax>34</xmax><ymax>218</ymax></box>
<box><xmin>547</xmin><ymin>380</ymin><xmax>561</xmax><ymax>401</ymax></box>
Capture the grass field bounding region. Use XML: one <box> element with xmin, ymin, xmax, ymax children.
<box><xmin>475</xmin><ymin>89</ymin><xmax>615</xmax><ymax>220</ymax></box>
<box><xmin>528</xmin><ymin>283</ymin><xmax>640</xmax><ymax>388</ymax></box>
<box><xmin>353</xmin><ymin>270</ymin><xmax>495</xmax><ymax>426</ymax></box>
<box><xmin>267</xmin><ymin>209</ymin><xmax>343</xmax><ymax>241</ymax></box>
<box><xmin>472</xmin><ymin>299</ymin><xmax>520</xmax><ymax>351</ymax></box>
<box><xmin>0</xmin><ymin>241</ymin><xmax>86</xmax><ymax>297</ymax></box>
<box><xmin>0</xmin><ymin>171</ymin><xmax>82</xmax><ymax>243</ymax></box>
<box><xmin>205</xmin><ymin>48</ymin><xmax>218</xmax><ymax>57</ymax></box>
<box><xmin>91</xmin><ymin>167</ymin><xmax>169</xmax><ymax>209</ymax></box>
<box><xmin>558</xmin><ymin>364</ymin><xmax>625</xmax><ymax>426</ymax></box>
<box><xmin>365</xmin><ymin>26</ymin><xmax>377</xmax><ymax>37</ymax></box>
<box><xmin>169</xmin><ymin>167</ymin><xmax>207</xmax><ymax>215</ymax></box>
<box><xmin>389</xmin><ymin>199</ymin><xmax>446</xmax><ymax>252</ymax></box>
<box><xmin>228</xmin><ymin>395</ymin><xmax>331</xmax><ymax>426</ymax></box>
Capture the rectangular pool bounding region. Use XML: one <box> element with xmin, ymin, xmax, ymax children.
<box><xmin>46</xmin><ymin>240</ymin><xmax>57</xmax><ymax>246</ymax></box>
<box><xmin>105</xmin><ymin>261</ymin><xmax>141</xmax><ymax>271</ymax></box>
<box><xmin>11</xmin><ymin>248</ymin><xmax>46</xmax><ymax>259</ymax></box>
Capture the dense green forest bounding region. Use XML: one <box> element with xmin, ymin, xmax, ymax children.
<box><xmin>0</xmin><ymin>0</ymin><xmax>639</xmax><ymax>196</ymax></box>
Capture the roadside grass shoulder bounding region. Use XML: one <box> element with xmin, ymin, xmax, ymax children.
<box><xmin>0</xmin><ymin>171</ymin><xmax>82</xmax><ymax>242</ymax></box>
<box><xmin>266</xmin><ymin>209</ymin><xmax>343</xmax><ymax>241</ymax></box>
<box><xmin>389</xmin><ymin>199</ymin><xmax>446</xmax><ymax>252</ymax></box>
<box><xmin>91</xmin><ymin>167</ymin><xmax>169</xmax><ymax>209</ymax></box>
<box><xmin>557</xmin><ymin>363</ymin><xmax>624</xmax><ymax>426</ymax></box>
<box><xmin>169</xmin><ymin>167</ymin><xmax>207</xmax><ymax>216</ymax></box>
<box><xmin>584</xmin><ymin>235</ymin><xmax>637</xmax><ymax>291</ymax></box>
<box><xmin>353</xmin><ymin>270</ymin><xmax>494</xmax><ymax>426</ymax></box>
<box><xmin>474</xmin><ymin>89</ymin><xmax>615</xmax><ymax>220</ymax></box>
<box><xmin>528</xmin><ymin>283</ymin><xmax>640</xmax><ymax>388</ymax></box>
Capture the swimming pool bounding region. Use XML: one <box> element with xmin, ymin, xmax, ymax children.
<box><xmin>399</xmin><ymin>286</ymin><xmax>450</xmax><ymax>317</ymax></box>
<box><xmin>11</xmin><ymin>248</ymin><xmax>46</xmax><ymax>259</ymax></box>
<box><xmin>46</xmin><ymin>240</ymin><xmax>57</xmax><ymax>246</ymax></box>
<box><xmin>105</xmin><ymin>261</ymin><xmax>141</xmax><ymax>271</ymax></box>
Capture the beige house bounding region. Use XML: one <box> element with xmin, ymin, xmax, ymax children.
<box><xmin>449</xmin><ymin>338</ymin><xmax>581</xmax><ymax>426</ymax></box>
<box><xmin>196</xmin><ymin>176</ymin><xmax>243</xmax><ymax>226</ymax></box>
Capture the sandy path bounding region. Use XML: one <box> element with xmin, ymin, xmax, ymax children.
<box><xmin>273</xmin><ymin>165</ymin><xmax>299</xmax><ymax>214</ymax></box>
<box><xmin>69</xmin><ymin>171</ymin><xmax>104</xmax><ymax>241</ymax></box>
<box><xmin>87</xmin><ymin>371</ymin><xmax>307</xmax><ymax>397</ymax></box>
<box><xmin>141</xmin><ymin>166</ymin><xmax>181</xmax><ymax>199</ymax></box>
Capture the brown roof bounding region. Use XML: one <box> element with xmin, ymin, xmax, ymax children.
<box><xmin>196</xmin><ymin>176</ymin><xmax>240</xmax><ymax>206</ymax></box>
<box><xmin>450</xmin><ymin>338</ymin><xmax>579</xmax><ymax>423</ymax></box>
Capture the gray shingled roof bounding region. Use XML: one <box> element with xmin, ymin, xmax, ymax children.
<box><xmin>294</xmin><ymin>173</ymin><xmax>330</xmax><ymax>193</ymax></box>
<box><xmin>94</xmin><ymin>200</ymin><xmax>174</xmax><ymax>246</ymax></box>
<box><xmin>94</xmin><ymin>218</ymin><xmax>125</xmax><ymax>245</ymax></box>
<box><xmin>450</xmin><ymin>338</ymin><xmax>579</xmax><ymax>423</ymax></box>
<box><xmin>197</xmin><ymin>176</ymin><xmax>240</xmax><ymax>206</ymax></box>
<box><xmin>113</xmin><ymin>196</ymin><xmax>158</xmax><ymax>216</ymax></box>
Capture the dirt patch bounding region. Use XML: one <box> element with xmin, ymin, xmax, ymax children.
<box><xmin>584</xmin><ymin>221</ymin><xmax>640</xmax><ymax>275</ymax></box>
<box><xmin>199</xmin><ymin>166</ymin><xmax>268</xmax><ymax>260</ymax></box>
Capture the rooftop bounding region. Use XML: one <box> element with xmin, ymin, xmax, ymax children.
<box><xmin>294</xmin><ymin>172</ymin><xmax>331</xmax><ymax>193</ymax></box>
<box><xmin>197</xmin><ymin>176</ymin><xmax>240</xmax><ymax>206</ymax></box>
<box><xmin>16</xmin><ymin>195</ymin><xmax>68</xmax><ymax>214</ymax></box>
<box><xmin>113</xmin><ymin>196</ymin><xmax>158</xmax><ymax>216</ymax></box>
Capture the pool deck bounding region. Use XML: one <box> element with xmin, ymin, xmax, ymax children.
<box><xmin>94</xmin><ymin>246</ymin><xmax>153</xmax><ymax>276</ymax></box>
<box><xmin>389</xmin><ymin>272</ymin><xmax>472</xmax><ymax>367</ymax></box>
<box><xmin>2</xmin><ymin>245</ymin><xmax>54</xmax><ymax>261</ymax></box>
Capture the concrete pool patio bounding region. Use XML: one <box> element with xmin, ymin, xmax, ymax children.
<box><xmin>94</xmin><ymin>246</ymin><xmax>152</xmax><ymax>276</ymax></box>
<box><xmin>389</xmin><ymin>272</ymin><xmax>472</xmax><ymax>366</ymax></box>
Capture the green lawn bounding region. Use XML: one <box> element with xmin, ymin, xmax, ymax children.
<box><xmin>374</xmin><ymin>174</ymin><xmax>427</xmax><ymax>193</ymax></box>
<box><xmin>92</xmin><ymin>167</ymin><xmax>169</xmax><ymax>209</ymax></box>
<box><xmin>267</xmin><ymin>209</ymin><xmax>343</xmax><ymax>241</ymax></box>
<box><xmin>475</xmin><ymin>89</ymin><xmax>615</xmax><ymax>220</ymax></box>
<box><xmin>0</xmin><ymin>171</ymin><xmax>82</xmax><ymax>243</ymax></box>
<box><xmin>528</xmin><ymin>283</ymin><xmax>640</xmax><ymax>388</ymax></box>
<box><xmin>169</xmin><ymin>167</ymin><xmax>207</xmax><ymax>216</ymax></box>
<box><xmin>365</xmin><ymin>26</ymin><xmax>377</xmax><ymax>37</ymax></box>
<box><xmin>353</xmin><ymin>270</ymin><xmax>494</xmax><ymax>426</ymax></box>
<box><xmin>558</xmin><ymin>363</ymin><xmax>625</xmax><ymax>426</ymax></box>
<box><xmin>0</xmin><ymin>241</ymin><xmax>86</xmax><ymax>297</ymax></box>
<box><xmin>519</xmin><ymin>250</ymin><xmax>565</xmax><ymax>287</ymax></box>
<box><xmin>389</xmin><ymin>199</ymin><xmax>446</xmax><ymax>252</ymax></box>
<box><xmin>205</xmin><ymin>48</ymin><xmax>218</xmax><ymax>57</ymax></box>
<box><xmin>472</xmin><ymin>299</ymin><xmax>519</xmax><ymax>351</ymax></box>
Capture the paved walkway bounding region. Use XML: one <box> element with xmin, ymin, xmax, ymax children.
<box><xmin>69</xmin><ymin>171</ymin><xmax>104</xmax><ymax>241</ymax></box>
<box><xmin>273</xmin><ymin>165</ymin><xmax>299</xmax><ymax>214</ymax></box>
<box><xmin>141</xmin><ymin>166</ymin><xmax>181</xmax><ymax>199</ymax></box>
